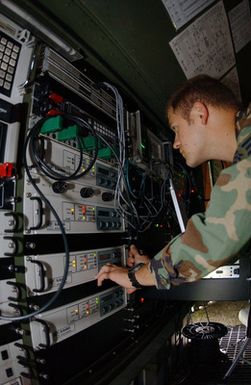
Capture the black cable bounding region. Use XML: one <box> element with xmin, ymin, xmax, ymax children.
<box><xmin>29</xmin><ymin>115</ymin><xmax>98</xmax><ymax>181</ymax></box>
<box><xmin>0</xmin><ymin>114</ymin><xmax>99</xmax><ymax>321</ymax></box>
<box><xmin>29</xmin><ymin>134</ymin><xmax>84</xmax><ymax>181</ymax></box>
<box><xmin>0</xmin><ymin>120</ymin><xmax>70</xmax><ymax>322</ymax></box>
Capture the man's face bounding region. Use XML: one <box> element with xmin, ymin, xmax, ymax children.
<box><xmin>168</xmin><ymin>106</ymin><xmax>207</xmax><ymax>167</ymax></box>
<box><xmin>127</xmin><ymin>245</ymin><xmax>150</xmax><ymax>267</ymax></box>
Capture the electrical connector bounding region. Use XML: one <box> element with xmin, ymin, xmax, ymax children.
<box><xmin>40</xmin><ymin>116</ymin><xmax>63</xmax><ymax>134</ymax></box>
<box><xmin>78</xmin><ymin>135</ymin><xmax>97</xmax><ymax>150</ymax></box>
<box><xmin>57</xmin><ymin>124</ymin><xmax>81</xmax><ymax>141</ymax></box>
<box><xmin>0</xmin><ymin>162</ymin><xmax>15</xmax><ymax>178</ymax></box>
<box><xmin>98</xmin><ymin>147</ymin><xmax>112</xmax><ymax>160</ymax></box>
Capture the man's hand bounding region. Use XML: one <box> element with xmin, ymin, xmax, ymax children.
<box><xmin>96</xmin><ymin>263</ymin><xmax>133</xmax><ymax>289</ymax></box>
<box><xmin>96</xmin><ymin>262</ymin><xmax>155</xmax><ymax>292</ymax></box>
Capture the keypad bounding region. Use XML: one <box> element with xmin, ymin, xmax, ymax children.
<box><xmin>0</xmin><ymin>30</ymin><xmax>21</xmax><ymax>97</ymax></box>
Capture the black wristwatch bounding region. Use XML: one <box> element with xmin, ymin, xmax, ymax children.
<box><xmin>128</xmin><ymin>263</ymin><xmax>145</xmax><ymax>289</ymax></box>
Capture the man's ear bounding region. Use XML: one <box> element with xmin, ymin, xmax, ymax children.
<box><xmin>129</xmin><ymin>244</ymin><xmax>138</xmax><ymax>254</ymax></box>
<box><xmin>190</xmin><ymin>101</ymin><xmax>209</xmax><ymax>124</ymax></box>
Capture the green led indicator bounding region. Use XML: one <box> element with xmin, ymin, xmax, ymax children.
<box><xmin>140</xmin><ymin>143</ymin><xmax>145</xmax><ymax>149</ymax></box>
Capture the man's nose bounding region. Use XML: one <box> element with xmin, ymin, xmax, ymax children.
<box><xmin>173</xmin><ymin>135</ymin><xmax>180</xmax><ymax>149</ymax></box>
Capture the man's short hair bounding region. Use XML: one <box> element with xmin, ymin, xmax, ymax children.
<box><xmin>129</xmin><ymin>230</ymin><xmax>166</xmax><ymax>259</ymax></box>
<box><xmin>167</xmin><ymin>74</ymin><xmax>241</xmax><ymax>120</ymax></box>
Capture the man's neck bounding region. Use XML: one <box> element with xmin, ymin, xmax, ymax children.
<box><xmin>208</xmin><ymin>107</ymin><xmax>237</xmax><ymax>163</ymax></box>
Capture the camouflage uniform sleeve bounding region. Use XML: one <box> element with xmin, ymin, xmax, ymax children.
<box><xmin>149</xmin><ymin>156</ymin><xmax>251</xmax><ymax>289</ymax></box>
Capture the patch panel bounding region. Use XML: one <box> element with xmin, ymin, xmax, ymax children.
<box><xmin>30</xmin><ymin>81</ymin><xmax>118</xmax><ymax>163</ymax></box>
<box><xmin>38</xmin><ymin>47</ymin><xmax>116</xmax><ymax>120</ymax></box>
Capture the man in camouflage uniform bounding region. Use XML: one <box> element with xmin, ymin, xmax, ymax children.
<box><xmin>97</xmin><ymin>75</ymin><xmax>251</xmax><ymax>290</ymax></box>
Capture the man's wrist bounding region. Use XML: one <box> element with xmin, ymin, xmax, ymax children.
<box><xmin>128</xmin><ymin>263</ymin><xmax>145</xmax><ymax>288</ymax></box>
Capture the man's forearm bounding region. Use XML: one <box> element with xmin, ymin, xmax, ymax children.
<box><xmin>135</xmin><ymin>263</ymin><xmax>156</xmax><ymax>286</ymax></box>
<box><xmin>96</xmin><ymin>262</ymin><xmax>156</xmax><ymax>289</ymax></box>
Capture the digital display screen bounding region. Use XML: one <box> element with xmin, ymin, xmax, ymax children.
<box><xmin>98</xmin><ymin>253</ymin><xmax>110</xmax><ymax>261</ymax></box>
<box><xmin>101</xmin><ymin>294</ymin><xmax>113</xmax><ymax>303</ymax></box>
<box><xmin>98</xmin><ymin>167</ymin><xmax>109</xmax><ymax>175</ymax></box>
<box><xmin>98</xmin><ymin>210</ymin><xmax>109</xmax><ymax>217</ymax></box>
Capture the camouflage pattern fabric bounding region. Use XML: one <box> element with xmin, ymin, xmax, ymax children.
<box><xmin>149</xmin><ymin>104</ymin><xmax>251</xmax><ymax>289</ymax></box>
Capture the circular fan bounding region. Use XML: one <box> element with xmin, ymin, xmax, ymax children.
<box><xmin>182</xmin><ymin>322</ymin><xmax>228</xmax><ymax>365</ymax></box>
<box><xmin>182</xmin><ymin>322</ymin><xmax>228</xmax><ymax>340</ymax></box>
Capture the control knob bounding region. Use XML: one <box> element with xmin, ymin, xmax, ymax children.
<box><xmin>102</xmin><ymin>192</ymin><xmax>114</xmax><ymax>201</ymax></box>
<box><xmin>80</xmin><ymin>187</ymin><xmax>94</xmax><ymax>198</ymax></box>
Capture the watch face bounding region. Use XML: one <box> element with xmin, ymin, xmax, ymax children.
<box><xmin>132</xmin><ymin>262</ymin><xmax>145</xmax><ymax>272</ymax></box>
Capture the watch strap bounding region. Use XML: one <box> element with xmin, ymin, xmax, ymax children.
<box><xmin>128</xmin><ymin>263</ymin><xmax>145</xmax><ymax>289</ymax></box>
